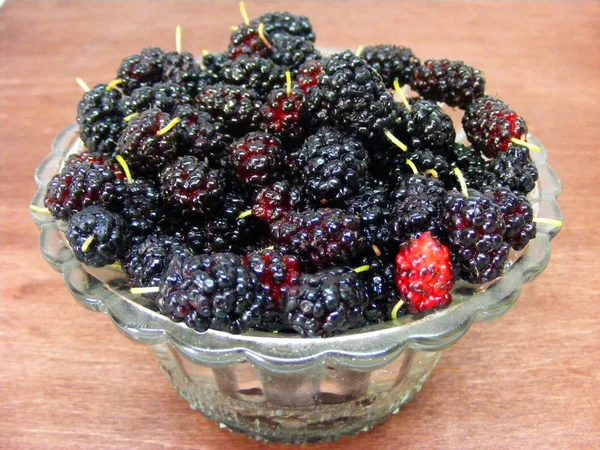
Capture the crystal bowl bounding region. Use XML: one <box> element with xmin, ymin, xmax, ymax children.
<box><xmin>31</xmin><ymin>124</ymin><xmax>562</xmax><ymax>444</ymax></box>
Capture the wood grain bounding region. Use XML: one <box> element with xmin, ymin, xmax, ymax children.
<box><xmin>1</xmin><ymin>1</ymin><xmax>599</xmax><ymax>449</ymax></box>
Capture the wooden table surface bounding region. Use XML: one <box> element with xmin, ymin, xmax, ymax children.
<box><xmin>1</xmin><ymin>1</ymin><xmax>599</xmax><ymax>448</ymax></box>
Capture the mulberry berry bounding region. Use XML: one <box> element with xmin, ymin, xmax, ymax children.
<box><xmin>252</xmin><ymin>181</ymin><xmax>307</xmax><ymax>223</ymax></box>
<box><xmin>231</xmin><ymin>132</ymin><xmax>285</xmax><ymax>186</ymax></box>
<box><xmin>261</xmin><ymin>86</ymin><xmax>309</xmax><ymax>144</ymax></box>
<box><xmin>158</xmin><ymin>253</ymin><xmax>267</xmax><ymax>334</ymax></box>
<box><xmin>195</xmin><ymin>83</ymin><xmax>263</xmax><ymax>137</ymax></box>
<box><xmin>462</xmin><ymin>96</ymin><xmax>528</xmax><ymax>158</ymax></box>
<box><xmin>120</xmin><ymin>82</ymin><xmax>191</xmax><ymax>116</ymax></box>
<box><xmin>482</xmin><ymin>187</ymin><xmax>536</xmax><ymax>251</ymax></box>
<box><xmin>411</xmin><ymin>59</ymin><xmax>485</xmax><ymax>108</ymax></box>
<box><xmin>270</xmin><ymin>208</ymin><xmax>366</xmax><ymax>270</ymax></box>
<box><xmin>44</xmin><ymin>162</ymin><xmax>126</xmax><ymax>221</ymax></box>
<box><xmin>160</xmin><ymin>155</ymin><xmax>226</xmax><ymax>218</ymax></box>
<box><xmin>115</xmin><ymin>109</ymin><xmax>180</xmax><ymax>178</ymax></box>
<box><xmin>360</xmin><ymin>44</ymin><xmax>420</xmax><ymax>88</ymax></box>
<box><xmin>296</xmin><ymin>127</ymin><xmax>369</xmax><ymax>205</ymax></box>
<box><xmin>395</xmin><ymin>232</ymin><xmax>454</xmax><ymax>313</ymax></box>
<box><xmin>284</xmin><ymin>268</ymin><xmax>368</xmax><ymax>337</ymax></box>
<box><xmin>441</xmin><ymin>189</ymin><xmax>509</xmax><ymax>283</ymax></box>
<box><xmin>124</xmin><ymin>232</ymin><xmax>192</xmax><ymax>297</ymax></box>
<box><xmin>76</xmin><ymin>84</ymin><xmax>125</xmax><ymax>155</ymax></box>
<box><xmin>117</xmin><ymin>47</ymin><xmax>166</xmax><ymax>95</ymax></box>
<box><xmin>66</xmin><ymin>206</ymin><xmax>128</xmax><ymax>267</ymax></box>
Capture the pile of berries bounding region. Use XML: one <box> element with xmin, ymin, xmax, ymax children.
<box><xmin>42</xmin><ymin>6</ymin><xmax>542</xmax><ymax>338</ymax></box>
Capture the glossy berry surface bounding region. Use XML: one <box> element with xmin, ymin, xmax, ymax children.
<box><xmin>231</xmin><ymin>132</ymin><xmax>285</xmax><ymax>185</ymax></box>
<box><xmin>66</xmin><ymin>206</ymin><xmax>128</xmax><ymax>267</ymax></box>
<box><xmin>296</xmin><ymin>59</ymin><xmax>323</xmax><ymax>93</ymax></box>
<box><xmin>411</xmin><ymin>59</ymin><xmax>485</xmax><ymax>108</ymax></box>
<box><xmin>120</xmin><ymin>82</ymin><xmax>191</xmax><ymax>116</ymax></box>
<box><xmin>312</xmin><ymin>51</ymin><xmax>398</xmax><ymax>141</ymax></box>
<box><xmin>390</xmin><ymin>175</ymin><xmax>446</xmax><ymax>242</ymax></box>
<box><xmin>195</xmin><ymin>83</ymin><xmax>263</xmax><ymax>137</ymax></box>
<box><xmin>158</xmin><ymin>253</ymin><xmax>267</xmax><ymax>334</ymax></box>
<box><xmin>296</xmin><ymin>127</ymin><xmax>369</xmax><ymax>205</ymax></box>
<box><xmin>244</xmin><ymin>249</ymin><xmax>302</xmax><ymax>307</ymax></box>
<box><xmin>115</xmin><ymin>109</ymin><xmax>180</xmax><ymax>178</ymax></box>
<box><xmin>252</xmin><ymin>181</ymin><xmax>307</xmax><ymax>223</ymax></box>
<box><xmin>261</xmin><ymin>87</ymin><xmax>309</xmax><ymax>144</ymax></box>
<box><xmin>284</xmin><ymin>268</ymin><xmax>368</xmax><ymax>337</ymax></box>
<box><xmin>360</xmin><ymin>44</ymin><xmax>420</xmax><ymax>88</ymax></box>
<box><xmin>44</xmin><ymin>162</ymin><xmax>125</xmax><ymax>221</ymax></box>
<box><xmin>117</xmin><ymin>47</ymin><xmax>166</xmax><ymax>95</ymax></box>
<box><xmin>76</xmin><ymin>84</ymin><xmax>125</xmax><ymax>155</ymax></box>
<box><xmin>270</xmin><ymin>208</ymin><xmax>365</xmax><ymax>270</ymax></box>
<box><xmin>441</xmin><ymin>189</ymin><xmax>509</xmax><ymax>284</ymax></box>
<box><xmin>482</xmin><ymin>187</ymin><xmax>536</xmax><ymax>251</ymax></box>
<box><xmin>160</xmin><ymin>156</ymin><xmax>226</xmax><ymax>218</ymax></box>
<box><xmin>395</xmin><ymin>232</ymin><xmax>454</xmax><ymax>314</ymax></box>
<box><xmin>254</xmin><ymin>12</ymin><xmax>315</xmax><ymax>41</ymax></box>
<box><xmin>462</xmin><ymin>96</ymin><xmax>528</xmax><ymax>158</ymax></box>
<box><xmin>486</xmin><ymin>145</ymin><xmax>539</xmax><ymax>195</ymax></box>
<box><xmin>123</xmin><ymin>232</ymin><xmax>192</xmax><ymax>297</ymax></box>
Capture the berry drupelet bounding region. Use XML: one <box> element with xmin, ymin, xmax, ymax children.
<box><xmin>158</xmin><ymin>253</ymin><xmax>267</xmax><ymax>334</ymax></box>
<box><xmin>254</xmin><ymin>12</ymin><xmax>315</xmax><ymax>41</ymax></box>
<box><xmin>76</xmin><ymin>84</ymin><xmax>125</xmax><ymax>155</ymax></box>
<box><xmin>296</xmin><ymin>59</ymin><xmax>323</xmax><ymax>94</ymax></box>
<box><xmin>411</xmin><ymin>59</ymin><xmax>485</xmax><ymax>108</ymax></box>
<box><xmin>360</xmin><ymin>44</ymin><xmax>420</xmax><ymax>88</ymax></box>
<box><xmin>44</xmin><ymin>162</ymin><xmax>126</xmax><ymax>221</ymax></box>
<box><xmin>395</xmin><ymin>232</ymin><xmax>454</xmax><ymax>314</ymax></box>
<box><xmin>346</xmin><ymin>182</ymin><xmax>395</xmax><ymax>256</ymax></box>
<box><xmin>390</xmin><ymin>175</ymin><xmax>446</xmax><ymax>242</ymax></box>
<box><xmin>231</xmin><ymin>132</ymin><xmax>286</xmax><ymax>186</ymax></box>
<box><xmin>195</xmin><ymin>83</ymin><xmax>263</xmax><ymax>137</ymax></box>
<box><xmin>270</xmin><ymin>208</ymin><xmax>366</xmax><ymax>270</ymax></box>
<box><xmin>115</xmin><ymin>108</ymin><xmax>180</xmax><ymax>178</ymax></box>
<box><xmin>174</xmin><ymin>104</ymin><xmax>233</xmax><ymax>169</ymax></box>
<box><xmin>116</xmin><ymin>178</ymin><xmax>164</xmax><ymax>245</ymax></box>
<box><xmin>462</xmin><ymin>96</ymin><xmax>528</xmax><ymax>158</ymax></box>
<box><xmin>312</xmin><ymin>51</ymin><xmax>398</xmax><ymax>141</ymax></box>
<box><xmin>160</xmin><ymin>156</ymin><xmax>226</xmax><ymax>218</ymax></box>
<box><xmin>485</xmin><ymin>144</ymin><xmax>539</xmax><ymax>195</ymax></box>
<box><xmin>261</xmin><ymin>85</ymin><xmax>309</xmax><ymax>144</ymax></box>
<box><xmin>117</xmin><ymin>47</ymin><xmax>166</xmax><ymax>95</ymax></box>
<box><xmin>123</xmin><ymin>232</ymin><xmax>192</xmax><ymax>297</ymax></box>
<box><xmin>441</xmin><ymin>189</ymin><xmax>509</xmax><ymax>284</ymax></box>
<box><xmin>66</xmin><ymin>206</ymin><xmax>128</xmax><ymax>267</ymax></box>
<box><xmin>284</xmin><ymin>268</ymin><xmax>369</xmax><ymax>337</ymax></box>
<box><xmin>482</xmin><ymin>187</ymin><xmax>536</xmax><ymax>251</ymax></box>
<box><xmin>252</xmin><ymin>181</ymin><xmax>307</xmax><ymax>223</ymax></box>
<box><xmin>219</xmin><ymin>55</ymin><xmax>286</xmax><ymax>96</ymax></box>
<box><xmin>395</xmin><ymin>100</ymin><xmax>456</xmax><ymax>154</ymax></box>
<box><xmin>120</xmin><ymin>82</ymin><xmax>191</xmax><ymax>116</ymax></box>
<box><xmin>296</xmin><ymin>127</ymin><xmax>369</xmax><ymax>206</ymax></box>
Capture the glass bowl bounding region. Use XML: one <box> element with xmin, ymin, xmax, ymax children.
<box><xmin>30</xmin><ymin>124</ymin><xmax>562</xmax><ymax>444</ymax></box>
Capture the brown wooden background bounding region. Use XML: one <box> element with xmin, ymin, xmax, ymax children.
<box><xmin>1</xmin><ymin>1</ymin><xmax>599</xmax><ymax>449</ymax></box>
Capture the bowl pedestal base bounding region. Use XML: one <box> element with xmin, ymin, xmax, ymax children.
<box><xmin>153</xmin><ymin>343</ymin><xmax>442</xmax><ymax>443</ymax></box>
